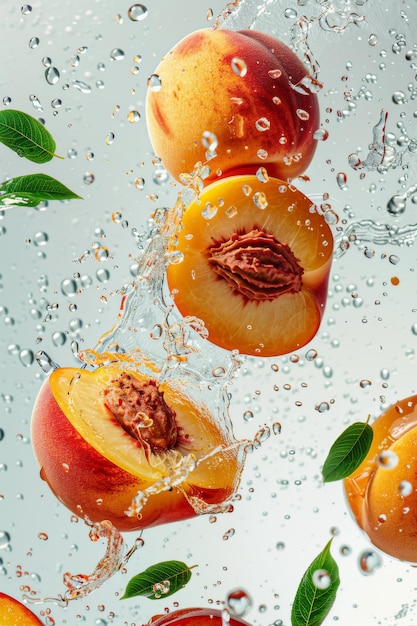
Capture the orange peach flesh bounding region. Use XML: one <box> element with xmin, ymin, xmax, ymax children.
<box><xmin>146</xmin><ymin>28</ymin><xmax>319</xmax><ymax>183</ymax></box>
<box><xmin>31</xmin><ymin>367</ymin><xmax>242</xmax><ymax>531</ymax></box>
<box><xmin>149</xmin><ymin>607</ymin><xmax>252</xmax><ymax>626</ymax></box>
<box><xmin>344</xmin><ymin>396</ymin><xmax>417</xmax><ymax>562</ymax></box>
<box><xmin>166</xmin><ymin>176</ymin><xmax>333</xmax><ymax>356</ymax></box>
<box><xmin>0</xmin><ymin>592</ymin><xmax>43</xmax><ymax>625</ymax></box>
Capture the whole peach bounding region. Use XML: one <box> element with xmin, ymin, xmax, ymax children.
<box><xmin>146</xmin><ymin>28</ymin><xmax>320</xmax><ymax>183</ymax></box>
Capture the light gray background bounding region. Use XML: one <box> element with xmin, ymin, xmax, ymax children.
<box><xmin>1</xmin><ymin>1</ymin><xmax>417</xmax><ymax>624</ymax></box>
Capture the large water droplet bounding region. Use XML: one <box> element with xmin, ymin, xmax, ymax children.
<box><xmin>29</xmin><ymin>36</ymin><xmax>39</xmax><ymax>49</ymax></box>
<box><xmin>128</xmin><ymin>4</ymin><xmax>148</xmax><ymax>21</ymax></box>
<box><xmin>147</xmin><ymin>74</ymin><xmax>162</xmax><ymax>92</ymax></box>
<box><xmin>0</xmin><ymin>531</ymin><xmax>11</xmax><ymax>549</ymax></box>
<box><xmin>45</xmin><ymin>67</ymin><xmax>59</xmax><ymax>85</ymax></box>
<box><xmin>110</xmin><ymin>48</ymin><xmax>125</xmax><ymax>61</ymax></box>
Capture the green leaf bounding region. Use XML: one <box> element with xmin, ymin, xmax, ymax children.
<box><xmin>291</xmin><ymin>539</ymin><xmax>340</xmax><ymax>626</ymax></box>
<box><xmin>322</xmin><ymin>417</ymin><xmax>373</xmax><ymax>483</ymax></box>
<box><xmin>0</xmin><ymin>109</ymin><xmax>62</xmax><ymax>163</ymax></box>
<box><xmin>0</xmin><ymin>174</ymin><xmax>82</xmax><ymax>208</ymax></box>
<box><xmin>120</xmin><ymin>560</ymin><xmax>197</xmax><ymax>601</ymax></box>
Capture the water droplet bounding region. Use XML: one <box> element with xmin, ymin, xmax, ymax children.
<box><xmin>389</xmin><ymin>254</ymin><xmax>400</xmax><ymax>265</ymax></box>
<box><xmin>83</xmin><ymin>172</ymin><xmax>95</xmax><ymax>185</ymax></box>
<box><xmin>29</xmin><ymin>36</ymin><xmax>39</xmax><ymax>49</ymax></box>
<box><xmin>105</xmin><ymin>132</ymin><xmax>115</xmax><ymax>145</ymax></box>
<box><xmin>253</xmin><ymin>192</ymin><xmax>268</xmax><ymax>209</ymax></box>
<box><xmin>243</xmin><ymin>410</ymin><xmax>254</xmax><ymax>422</ymax></box>
<box><xmin>387</xmin><ymin>194</ymin><xmax>406</xmax><ymax>215</ymax></box>
<box><xmin>45</xmin><ymin>66</ymin><xmax>60</xmax><ymax>86</ymax></box>
<box><xmin>21</xmin><ymin>5</ymin><xmax>32</xmax><ymax>15</ymax></box>
<box><xmin>202</xmin><ymin>202</ymin><xmax>217</xmax><ymax>220</ymax></box>
<box><xmin>226</xmin><ymin>588</ymin><xmax>253</xmax><ymax>617</ymax></box>
<box><xmin>38</xmin><ymin>532</ymin><xmax>48</xmax><ymax>541</ymax></box>
<box><xmin>399</xmin><ymin>480</ymin><xmax>413</xmax><ymax>497</ymax></box>
<box><xmin>128</xmin><ymin>4</ymin><xmax>148</xmax><ymax>21</ymax></box>
<box><xmin>313</xmin><ymin>128</ymin><xmax>329</xmax><ymax>141</ymax></box>
<box><xmin>231</xmin><ymin>57</ymin><xmax>247</xmax><ymax>77</ymax></box>
<box><xmin>268</xmin><ymin>68</ymin><xmax>282</xmax><ymax>79</ymax></box>
<box><xmin>312</xmin><ymin>569</ymin><xmax>331</xmax><ymax>589</ymax></box>
<box><xmin>110</xmin><ymin>48</ymin><xmax>125</xmax><ymax>61</ymax></box>
<box><xmin>73</xmin><ymin>80</ymin><xmax>92</xmax><ymax>94</ymax></box>
<box><xmin>127</xmin><ymin>110</ymin><xmax>140</xmax><ymax>123</ymax></box>
<box><xmin>0</xmin><ymin>531</ymin><xmax>11</xmax><ymax>549</ymax></box>
<box><xmin>153</xmin><ymin>168</ymin><xmax>169</xmax><ymax>185</ymax></box>
<box><xmin>306</xmin><ymin>349</ymin><xmax>318</xmax><ymax>361</ymax></box>
<box><xmin>337</xmin><ymin>172</ymin><xmax>348</xmax><ymax>191</ymax></box>
<box><xmin>296</xmin><ymin>109</ymin><xmax>310</xmax><ymax>121</ymax></box>
<box><xmin>19</xmin><ymin>348</ymin><xmax>34</xmax><ymax>367</ymax></box>
<box><xmin>368</xmin><ymin>33</ymin><xmax>378</xmax><ymax>46</ymax></box>
<box><xmin>222</xmin><ymin>528</ymin><xmax>235</xmax><ymax>540</ymax></box>
<box><xmin>135</xmin><ymin>178</ymin><xmax>145</xmax><ymax>190</ymax></box>
<box><xmin>52</xmin><ymin>331</ymin><xmax>66</xmax><ymax>347</ymax></box>
<box><xmin>202</xmin><ymin>130</ymin><xmax>218</xmax><ymax>152</ymax></box>
<box><xmin>377</xmin><ymin>449</ymin><xmax>399</xmax><ymax>469</ymax></box>
<box><xmin>255</xmin><ymin>117</ymin><xmax>270</xmax><ymax>131</ymax></box>
<box><xmin>392</xmin><ymin>91</ymin><xmax>406</xmax><ymax>104</ymax></box>
<box><xmin>285</xmin><ymin>8</ymin><xmax>298</xmax><ymax>18</ymax></box>
<box><xmin>358</xmin><ymin>549</ymin><xmax>382</xmax><ymax>575</ymax></box>
<box><xmin>147</xmin><ymin>74</ymin><xmax>162</xmax><ymax>92</ymax></box>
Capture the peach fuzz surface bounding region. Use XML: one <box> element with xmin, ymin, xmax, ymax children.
<box><xmin>146</xmin><ymin>28</ymin><xmax>320</xmax><ymax>183</ymax></box>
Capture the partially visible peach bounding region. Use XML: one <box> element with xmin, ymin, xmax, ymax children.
<box><xmin>31</xmin><ymin>365</ymin><xmax>244</xmax><ymax>532</ymax></box>
<box><xmin>146</xmin><ymin>28</ymin><xmax>320</xmax><ymax>183</ymax></box>
<box><xmin>344</xmin><ymin>395</ymin><xmax>417</xmax><ymax>562</ymax></box>
<box><xmin>166</xmin><ymin>175</ymin><xmax>333</xmax><ymax>356</ymax></box>
<box><xmin>148</xmin><ymin>607</ymin><xmax>252</xmax><ymax>626</ymax></box>
<box><xmin>0</xmin><ymin>592</ymin><xmax>43</xmax><ymax>625</ymax></box>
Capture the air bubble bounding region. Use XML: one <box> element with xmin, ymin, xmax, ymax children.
<box><xmin>128</xmin><ymin>4</ymin><xmax>148</xmax><ymax>21</ymax></box>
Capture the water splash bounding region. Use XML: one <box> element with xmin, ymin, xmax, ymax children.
<box><xmin>334</xmin><ymin>219</ymin><xmax>417</xmax><ymax>257</ymax></box>
<box><xmin>348</xmin><ymin>110</ymin><xmax>401</xmax><ymax>173</ymax></box>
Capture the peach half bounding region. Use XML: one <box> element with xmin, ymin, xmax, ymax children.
<box><xmin>146</xmin><ymin>28</ymin><xmax>320</xmax><ymax>183</ymax></box>
<box><xmin>31</xmin><ymin>365</ymin><xmax>243</xmax><ymax>532</ymax></box>
<box><xmin>166</xmin><ymin>175</ymin><xmax>333</xmax><ymax>356</ymax></box>
<box><xmin>0</xmin><ymin>592</ymin><xmax>43</xmax><ymax>625</ymax></box>
<box><xmin>149</xmin><ymin>608</ymin><xmax>252</xmax><ymax>626</ymax></box>
<box><xmin>344</xmin><ymin>395</ymin><xmax>417</xmax><ymax>562</ymax></box>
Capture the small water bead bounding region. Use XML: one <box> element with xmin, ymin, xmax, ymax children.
<box><xmin>255</xmin><ymin>117</ymin><xmax>270</xmax><ymax>131</ymax></box>
<box><xmin>358</xmin><ymin>550</ymin><xmax>382</xmax><ymax>575</ymax></box>
<box><xmin>399</xmin><ymin>480</ymin><xmax>413</xmax><ymax>497</ymax></box>
<box><xmin>368</xmin><ymin>33</ymin><xmax>378</xmax><ymax>46</ymax></box>
<box><xmin>135</xmin><ymin>178</ymin><xmax>145</xmax><ymax>190</ymax></box>
<box><xmin>313</xmin><ymin>128</ymin><xmax>329</xmax><ymax>141</ymax></box>
<box><xmin>29</xmin><ymin>36</ymin><xmax>39</xmax><ymax>49</ymax></box>
<box><xmin>127</xmin><ymin>110</ymin><xmax>140</xmax><ymax>123</ymax></box>
<box><xmin>147</xmin><ymin>74</ymin><xmax>162</xmax><ymax>92</ymax></box>
<box><xmin>83</xmin><ymin>172</ymin><xmax>95</xmax><ymax>185</ymax></box>
<box><xmin>296</xmin><ymin>109</ymin><xmax>309</xmax><ymax>121</ymax></box>
<box><xmin>412</xmin><ymin>323</ymin><xmax>417</xmax><ymax>335</ymax></box>
<box><xmin>231</xmin><ymin>57</ymin><xmax>247</xmax><ymax>77</ymax></box>
<box><xmin>378</xmin><ymin>450</ymin><xmax>399</xmax><ymax>469</ymax></box>
<box><xmin>19</xmin><ymin>348</ymin><xmax>34</xmax><ymax>367</ymax></box>
<box><xmin>110</xmin><ymin>48</ymin><xmax>125</xmax><ymax>61</ymax></box>
<box><xmin>312</xmin><ymin>569</ymin><xmax>331</xmax><ymax>589</ymax></box>
<box><xmin>389</xmin><ymin>254</ymin><xmax>400</xmax><ymax>265</ymax></box>
<box><xmin>226</xmin><ymin>588</ymin><xmax>253</xmax><ymax>617</ymax></box>
<box><xmin>222</xmin><ymin>528</ymin><xmax>235</xmax><ymax>540</ymax></box>
<box><xmin>21</xmin><ymin>4</ymin><xmax>32</xmax><ymax>14</ymax></box>
<box><xmin>128</xmin><ymin>4</ymin><xmax>148</xmax><ymax>20</ymax></box>
<box><xmin>202</xmin><ymin>130</ymin><xmax>218</xmax><ymax>152</ymax></box>
<box><xmin>73</xmin><ymin>80</ymin><xmax>92</xmax><ymax>94</ymax></box>
<box><xmin>2</xmin><ymin>96</ymin><xmax>11</xmax><ymax>106</ymax></box>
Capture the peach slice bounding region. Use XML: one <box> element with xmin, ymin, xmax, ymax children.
<box><xmin>0</xmin><ymin>592</ymin><xmax>43</xmax><ymax>625</ymax></box>
<box><xmin>344</xmin><ymin>396</ymin><xmax>417</xmax><ymax>562</ymax></box>
<box><xmin>166</xmin><ymin>175</ymin><xmax>333</xmax><ymax>356</ymax></box>
<box><xmin>146</xmin><ymin>28</ymin><xmax>320</xmax><ymax>183</ymax></box>
<box><xmin>31</xmin><ymin>366</ymin><xmax>243</xmax><ymax>532</ymax></box>
<box><xmin>148</xmin><ymin>607</ymin><xmax>252</xmax><ymax>626</ymax></box>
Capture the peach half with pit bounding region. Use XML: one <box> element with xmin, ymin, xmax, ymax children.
<box><xmin>146</xmin><ymin>28</ymin><xmax>320</xmax><ymax>184</ymax></box>
<box><xmin>31</xmin><ymin>365</ymin><xmax>244</xmax><ymax>532</ymax></box>
<box><xmin>166</xmin><ymin>175</ymin><xmax>333</xmax><ymax>357</ymax></box>
<box><xmin>0</xmin><ymin>592</ymin><xmax>43</xmax><ymax>625</ymax></box>
<box><xmin>344</xmin><ymin>395</ymin><xmax>417</xmax><ymax>563</ymax></box>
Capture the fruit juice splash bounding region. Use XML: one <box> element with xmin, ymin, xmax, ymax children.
<box><xmin>31</xmin><ymin>168</ymin><xmax>257</xmax><ymax>604</ymax></box>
